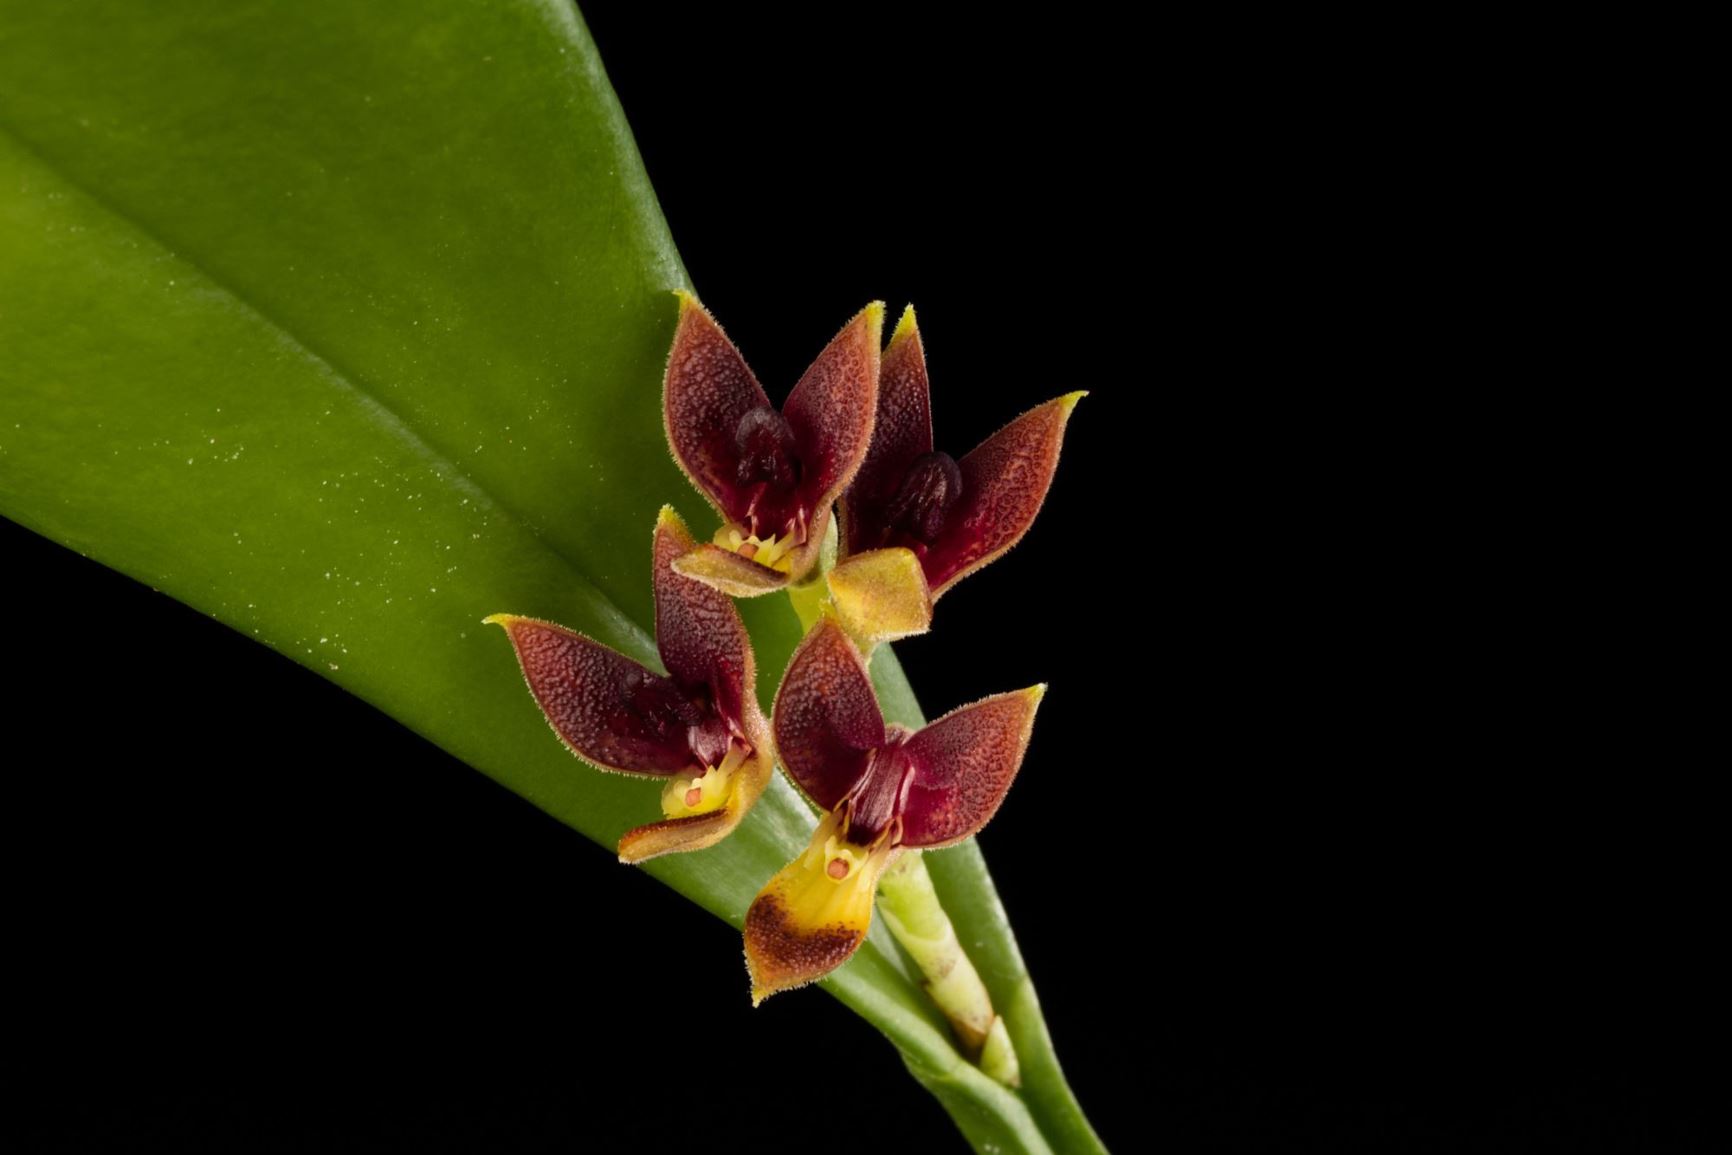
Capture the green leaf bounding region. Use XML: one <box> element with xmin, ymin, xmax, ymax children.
<box><xmin>0</xmin><ymin>4</ymin><xmax>1099</xmax><ymax>1152</ymax></box>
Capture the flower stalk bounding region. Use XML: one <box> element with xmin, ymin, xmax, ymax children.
<box><xmin>656</xmin><ymin>294</ymin><xmax>1098</xmax><ymax>1142</ymax></box>
<box><xmin>784</xmin><ymin>519</ymin><xmax>837</xmax><ymax>632</ymax></box>
<box><xmin>879</xmin><ymin>850</ymin><xmax>1021</xmax><ymax>1086</ymax></box>
<box><xmin>777</xmin><ymin>538</ymin><xmax>1023</xmax><ymax>1087</ymax></box>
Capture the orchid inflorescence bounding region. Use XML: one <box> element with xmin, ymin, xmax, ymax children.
<box><xmin>489</xmin><ymin>293</ymin><xmax>1078</xmax><ymax>1067</ymax></box>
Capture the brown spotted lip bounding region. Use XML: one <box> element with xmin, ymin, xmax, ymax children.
<box><xmin>742</xmin><ymin>889</ymin><xmax>864</xmax><ymax>999</ymax></box>
<box><xmin>742</xmin><ymin>616</ymin><xmax>1045</xmax><ymax>1001</ymax></box>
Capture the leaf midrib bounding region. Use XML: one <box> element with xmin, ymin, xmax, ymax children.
<box><xmin>1</xmin><ymin>105</ymin><xmax>946</xmax><ymax>1045</ymax></box>
<box><xmin>0</xmin><ymin>114</ymin><xmax>657</xmax><ymax>659</ymax></box>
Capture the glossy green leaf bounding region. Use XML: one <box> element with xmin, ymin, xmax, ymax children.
<box><xmin>0</xmin><ymin>4</ymin><xmax>1099</xmax><ymax>1152</ymax></box>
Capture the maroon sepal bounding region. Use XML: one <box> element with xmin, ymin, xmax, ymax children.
<box><xmin>746</xmin><ymin>616</ymin><xmax>1045</xmax><ymax>998</ymax></box>
<box><xmin>663</xmin><ymin>293</ymin><xmax>881</xmax><ymax>588</ymax></box>
<box><xmin>771</xmin><ymin>617</ymin><xmax>1043</xmax><ymax>848</ymax></box>
<box><xmin>841</xmin><ymin>305</ymin><xmax>1082</xmax><ymax>600</ymax></box>
<box><xmin>487</xmin><ymin>507</ymin><xmax>774</xmax><ymax>862</ymax></box>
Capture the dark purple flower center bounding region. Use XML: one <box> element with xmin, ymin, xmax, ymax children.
<box><xmin>685</xmin><ymin>711</ymin><xmax>735</xmax><ymax>770</ymax></box>
<box><xmin>842</xmin><ymin>735</ymin><xmax>914</xmax><ymax>847</ymax></box>
<box><xmin>884</xmin><ymin>451</ymin><xmax>963</xmax><ymax>544</ymax></box>
<box><xmin>734</xmin><ymin>406</ymin><xmax>800</xmax><ymax>491</ymax></box>
<box><xmin>623</xmin><ymin>668</ymin><xmax>736</xmax><ymax>767</ymax></box>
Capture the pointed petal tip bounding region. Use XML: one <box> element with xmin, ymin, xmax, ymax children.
<box><xmin>743</xmin><ymin>881</ymin><xmax>864</xmax><ymax>1004</ymax></box>
<box><xmin>745</xmin><ymin>947</ymin><xmax>791</xmax><ymax>1007</ymax></box>
<box><xmin>654</xmin><ymin>503</ymin><xmax>686</xmax><ymax>534</ymax></box>
<box><xmin>488</xmin><ymin>617</ymin><xmax>700</xmax><ymax>778</ymax></box>
<box><xmin>615</xmin><ymin>807</ymin><xmax>740</xmax><ymax>864</ymax></box>
<box><xmin>482</xmin><ymin>613</ymin><xmax>518</xmax><ymax>628</ymax></box>
<box><xmin>922</xmin><ymin>389</ymin><xmax>1083</xmax><ymax>598</ymax></box>
<box><xmin>670</xmin><ymin>289</ymin><xmax>709</xmax><ymax>323</ymax></box>
<box><xmin>889</xmin><ymin>303</ymin><xmax>919</xmax><ymax>347</ymax></box>
<box><xmin>896</xmin><ymin>687</ymin><xmax>1047</xmax><ymax>849</ymax></box>
<box><xmin>853</xmin><ymin>300</ymin><xmax>886</xmax><ymax>344</ymax></box>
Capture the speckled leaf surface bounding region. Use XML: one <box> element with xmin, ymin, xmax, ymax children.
<box><xmin>0</xmin><ymin>5</ymin><xmax>1094</xmax><ymax>1152</ymax></box>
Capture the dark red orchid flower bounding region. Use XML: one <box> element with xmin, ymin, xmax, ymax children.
<box><xmin>663</xmin><ymin>292</ymin><xmax>882</xmax><ymax>596</ymax></box>
<box><xmin>828</xmin><ymin>306</ymin><xmax>1083</xmax><ymax>644</ymax></box>
<box><xmin>486</xmin><ymin>507</ymin><xmax>774</xmax><ymax>863</ymax></box>
<box><xmin>743</xmin><ymin>616</ymin><xmax>1043</xmax><ymax>1002</ymax></box>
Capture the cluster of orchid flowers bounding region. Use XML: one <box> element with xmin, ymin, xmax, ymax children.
<box><xmin>489</xmin><ymin>293</ymin><xmax>1078</xmax><ymax>1019</ymax></box>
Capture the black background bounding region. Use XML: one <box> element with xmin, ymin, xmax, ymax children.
<box><xmin>4</xmin><ymin>6</ymin><xmax>1713</xmax><ymax>1153</ymax></box>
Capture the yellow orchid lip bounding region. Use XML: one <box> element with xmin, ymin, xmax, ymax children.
<box><xmin>659</xmin><ymin>740</ymin><xmax>749</xmax><ymax>819</ymax></box>
<box><xmin>742</xmin><ymin>618</ymin><xmax>1047</xmax><ymax>1001</ymax></box>
<box><xmin>743</xmin><ymin>810</ymin><xmax>899</xmax><ymax>1005</ymax></box>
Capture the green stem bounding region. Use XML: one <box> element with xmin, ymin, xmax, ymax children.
<box><xmin>775</xmin><ymin>522</ymin><xmax>1106</xmax><ymax>1151</ymax></box>
<box><xmin>781</xmin><ymin>535</ymin><xmax>1028</xmax><ymax>1090</ymax></box>
<box><xmin>786</xmin><ymin>570</ymin><xmax>828</xmax><ymax>631</ymax></box>
<box><xmin>879</xmin><ymin>850</ymin><xmax>1021</xmax><ymax>1085</ymax></box>
<box><xmin>921</xmin><ymin>838</ymin><xmax>1109</xmax><ymax>1155</ymax></box>
<box><xmin>786</xmin><ymin>516</ymin><xmax>838</xmax><ymax>631</ymax></box>
<box><xmin>870</xmin><ymin>649</ymin><xmax>1110</xmax><ymax>1155</ymax></box>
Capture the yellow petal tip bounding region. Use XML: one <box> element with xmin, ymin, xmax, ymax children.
<box><xmin>1059</xmin><ymin>390</ymin><xmax>1088</xmax><ymax>414</ymax></box>
<box><xmin>482</xmin><ymin>613</ymin><xmax>518</xmax><ymax>628</ymax></box>
<box><xmin>861</xmin><ymin>300</ymin><xmax>886</xmax><ymax>340</ymax></box>
<box><xmin>890</xmin><ymin>303</ymin><xmax>919</xmax><ymax>346</ymax></box>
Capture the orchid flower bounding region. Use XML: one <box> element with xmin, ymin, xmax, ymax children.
<box><xmin>662</xmin><ymin>293</ymin><xmax>881</xmax><ymax>596</ymax></box>
<box><xmin>743</xmin><ymin>615</ymin><xmax>1043</xmax><ymax>1002</ymax></box>
<box><xmin>485</xmin><ymin>507</ymin><xmax>774</xmax><ymax>863</ymax></box>
<box><xmin>827</xmin><ymin>306</ymin><xmax>1084</xmax><ymax>645</ymax></box>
